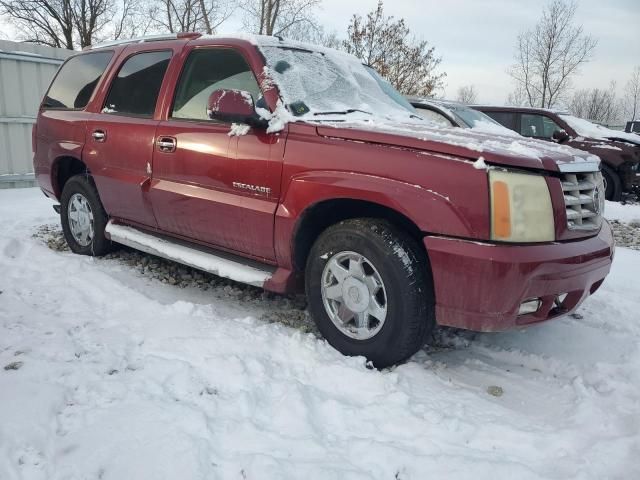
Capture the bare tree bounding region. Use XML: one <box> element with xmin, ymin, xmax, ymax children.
<box><xmin>622</xmin><ymin>66</ymin><xmax>640</xmax><ymax>122</ymax></box>
<box><xmin>150</xmin><ymin>0</ymin><xmax>234</xmax><ymax>34</ymax></box>
<box><xmin>342</xmin><ymin>0</ymin><xmax>444</xmax><ymax>97</ymax></box>
<box><xmin>240</xmin><ymin>0</ymin><xmax>321</xmax><ymax>37</ymax></box>
<box><xmin>509</xmin><ymin>0</ymin><xmax>597</xmax><ymax>108</ymax></box>
<box><xmin>456</xmin><ymin>85</ymin><xmax>477</xmax><ymax>104</ymax></box>
<box><xmin>505</xmin><ymin>84</ymin><xmax>528</xmax><ymax>106</ymax></box>
<box><xmin>569</xmin><ymin>81</ymin><xmax>621</xmax><ymax>124</ymax></box>
<box><xmin>0</xmin><ymin>0</ymin><xmax>150</xmax><ymax>49</ymax></box>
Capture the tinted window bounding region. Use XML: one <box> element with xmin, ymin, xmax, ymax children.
<box><xmin>484</xmin><ymin>111</ymin><xmax>517</xmax><ymax>131</ymax></box>
<box><xmin>520</xmin><ymin>113</ymin><xmax>562</xmax><ymax>138</ymax></box>
<box><xmin>44</xmin><ymin>52</ymin><xmax>113</xmax><ymax>109</ymax></box>
<box><xmin>104</xmin><ymin>51</ymin><xmax>171</xmax><ymax>117</ymax></box>
<box><xmin>172</xmin><ymin>48</ymin><xmax>262</xmax><ymax>121</ymax></box>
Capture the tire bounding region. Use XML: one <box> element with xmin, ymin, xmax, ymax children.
<box><xmin>305</xmin><ymin>218</ymin><xmax>435</xmax><ymax>368</ymax></box>
<box><xmin>60</xmin><ymin>174</ymin><xmax>113</xmax><ymax>256</ymax></box>
<box><xmin>602</xmin><ymin>164</ymin><xmax>622</xmax><ymax>202</ymax></box>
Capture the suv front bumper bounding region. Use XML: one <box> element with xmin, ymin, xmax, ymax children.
<box><xmin>424</xmin><ymin>221</ymin><xmax>615</xmax><ymax>331</ymax></box>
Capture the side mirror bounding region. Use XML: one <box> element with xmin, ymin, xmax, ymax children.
<box><xmin>552</xmin><ymin>129</ymin><xmax>570</xmax><ymax>143</ymax></box>
<box><xmin>207</xmin><ymin>89</ymin><xmax>266</xmax><ymax>128</ymax></box>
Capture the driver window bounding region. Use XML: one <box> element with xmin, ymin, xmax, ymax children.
<box><xmin>172</xmin><ymin>48</ymin><xmax>262</xmax><ymax>121</ymax></box>
<box><xmin>520</xmin><ymin>113</ymin><xmax>562</xmax><ymax>138</ymax></box>
<box><xmin>415</xmin><ymin>107</ymin><xmax>454</xmax><ymax>127</ymax></box>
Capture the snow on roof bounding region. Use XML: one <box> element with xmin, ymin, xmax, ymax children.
<box><xmin>475</xmin><ymin>104</ymin><xmax>571</xmax><ymax>115</ymax></box>
<box><xmin>201</xmin><ymin>33</ymin><xmax>360</xmax><ymax>62</ymax></box>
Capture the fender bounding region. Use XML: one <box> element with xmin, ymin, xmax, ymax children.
<box><xmin>34</xmin><ymin>109</ymin><xmax>89</xmax><ymax>199</ymax></box>
<box><xmin>273</xmin><ymin>170</ymin><xmax>481</xmax><ymax>269</ymax></box>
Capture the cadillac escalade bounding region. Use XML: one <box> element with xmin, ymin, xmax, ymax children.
<box><xmin>33</xmin><ymin>33</ymin><xmax>615</xmax><ymax>367</ymax></box>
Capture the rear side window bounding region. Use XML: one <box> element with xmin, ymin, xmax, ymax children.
<box><xmin>44</xmin><ymin>51</ymin><xmax>113</xmax><ymax>109</ymax></box>
<box><xmin>484</xmin><ymin>111</ymin><xmax>517</xmax><ymax>131</ymax></box>
<box><xmin>103</xmin><ymin>51</ymin><xmax>172</xmax><ymax>117</ymax></box>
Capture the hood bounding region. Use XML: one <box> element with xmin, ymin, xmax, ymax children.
<box><xmin>315</xmin><ymin>120</ymin><xmax>601</xmax><ymax>172</ymax></box>
<box><xmin>559</xmin><ymin>114</ymin><xmax>640</xmax><ymax>147</ymax></box>
<box><xmin>581</xmin><ymin>135</ymin><xmax>640</xmax><ymax>149</ymax></box>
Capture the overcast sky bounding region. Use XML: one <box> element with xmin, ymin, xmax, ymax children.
<box><xmin>308</xmin><ymin>0</ymin><xmax>640</xmax><ymax>104</ymax></box>
<box><xmin>1</xmin><ymin>0</ymin><xmax>638</xmax><ymax>105</ymax></box>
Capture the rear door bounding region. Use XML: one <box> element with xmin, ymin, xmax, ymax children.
<box><xmin>86</xmin><ymin>50</ymin><xmax>172</xmax><ymax>228</ymax></box>
<box><xmin>149</xmin><ymin>46</ymin><xmax>284</xmax><ymax>261</ymax></box>
<box><xmin>35</xmin><ymin>51</ymin><xmax>114</xmax><ymax>197</ymax></box>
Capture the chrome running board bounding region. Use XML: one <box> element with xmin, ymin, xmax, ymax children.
<box><xmin>105</xmin><ymin>221</ymin><xmax>274</xmax><ymax>287</ymax></box>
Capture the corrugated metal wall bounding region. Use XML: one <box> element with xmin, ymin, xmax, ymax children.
<box><xmin>0</xmin><ymin>40</ymin><xmax>73</xmax><ymax>187</ymax></box>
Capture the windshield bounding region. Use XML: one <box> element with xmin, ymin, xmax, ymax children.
<box><xmin>444</xmin><ymin>104</ymin><xmax>501</xmax><ymax>129</ymax></box>
<box><xmin>259</xmin><ymin>45</ymin><xmax>419</xmax><ymax>121</ymax></box>
<box><xmin>418</xmin><ymin>101</ymin><xmax>518</xmax><ymax>136</ymax></box>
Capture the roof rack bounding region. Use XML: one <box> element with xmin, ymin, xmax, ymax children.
<box><xmin>85</xmin><ymin>32</ymin><xmax>201</xmax><ymax>51</ymax></box>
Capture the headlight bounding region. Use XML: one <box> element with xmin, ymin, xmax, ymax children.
<box><xmin>489</xmin><ymin>170</ymin><xmax>555</xmax><ymax>242</ymax></box>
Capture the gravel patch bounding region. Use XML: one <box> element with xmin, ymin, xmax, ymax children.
<box><xmin>32</xmin><ymin>224</ymin><xmax>317</xmax><ymax>334</ymax></box>
<box><xmin>610</xmin><ymin>220</ymin><xmax>640</xmax><ymax>250</ymax></box>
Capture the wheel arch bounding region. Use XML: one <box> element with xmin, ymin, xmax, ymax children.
<box><xmin>52</xmin><ymin>155</ymin><xmax>90</xmax><ymax>199</ymax></box>
<box><xmin>291</xmin><ymin>197</ymin><xmax>426</xmax><ymax>273</ymax></box>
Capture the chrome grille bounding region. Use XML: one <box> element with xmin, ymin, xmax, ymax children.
<box><xmin>561</xmin><ymin>171</ymin><xmax>604</xmax><ymax>230</ymax></box>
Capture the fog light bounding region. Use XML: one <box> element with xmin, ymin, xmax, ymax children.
<box><xmin>518</xmin><ymin>298</ymin><xmax>541</xmax><ymax>315</ymax></box>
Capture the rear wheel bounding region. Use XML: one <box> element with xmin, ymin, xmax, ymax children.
<box><xmin>602</xmin><ymin>164</ymin><xmax>622</xmax><ymax>201</ymax></box>
<box><xmin>60</xmin><ymin>174</ymin><xmax>113</xmax><ymax>256</ymax></box>
<box><xmin>305</xmin><ymin>218</ymin><xmax>434</xmax><ymax>368</ymax></box>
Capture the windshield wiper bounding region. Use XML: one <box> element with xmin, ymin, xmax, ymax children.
<box><xmin>313</xmin><ymin>109</ymin><xmax>373</xmax><ymax>116</ymax></box>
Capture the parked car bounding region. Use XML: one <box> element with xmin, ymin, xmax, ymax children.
<box><xmin>473</xmin><ymin>106</ymin><xmax>640</xmax><ymax>201</ymax></box>
<box><xmin>626</xmin><ymin>121</ymin><xmax>640</xmax><ymax>135</ymax></box>
<box><xmin>408</xmin><ymin>97</ymin><xmax>517</xmax><ymax>136</ymax></box>
<box><xmin>34</xmin><ymin>34</ymin><xmax>614</xmax><ymax>367</ymax></box>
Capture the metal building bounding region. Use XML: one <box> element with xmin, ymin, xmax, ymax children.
<box><xmin>0</xmin><ymin>40</ymin><xmax>72</xmax><ymax>188</ymax></box>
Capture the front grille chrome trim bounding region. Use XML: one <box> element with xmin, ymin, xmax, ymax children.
<box><xmin>561</xmin><ymin>171</ymin><xmax>604</xmax><ymax>231</ymax></box>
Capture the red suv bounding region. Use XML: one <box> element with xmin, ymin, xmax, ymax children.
<box><xmin>34</xmin><ymin>33</ymin><xmax>614</xmax><ymax>367</ymax></box>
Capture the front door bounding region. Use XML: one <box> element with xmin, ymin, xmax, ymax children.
<box><xmin>86</xmin><ymin>50</ymin><xmax>172</xmax><ymax>228</ymax></box>
<box><xmin>149</xmin><ymin>47</ymin><xmax>284</xmax><ymax>261</ymax></box>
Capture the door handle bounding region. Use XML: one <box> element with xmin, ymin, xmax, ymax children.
<box><xmin>92</xmin><ymin>130</ymin><xmax>106</xmax><ymax>142</ymax></box>
<box><xmin>156</xmin><ymin>136</ymin><xmax>177</xmax><ymax>153</ymax></box>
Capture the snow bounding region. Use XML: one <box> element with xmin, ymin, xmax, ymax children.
<box><xmin>256</xmin><ymin>100</ymin><xmax>297</xmax><ymax>134</ymax></box>
<box><xmin>604</xmin><ymin>201</ymin><xmax>640</xmax><ymax>223</ymax></box>
<box><xmin>105</xmin><ymin>222</ymin><xmax>271</xmax><ymax>286</ymax></box>
<box><xmin>320</xmin><ymin>118</ymin><xmax>602</xmax><ymax>168</ymax></box>
<box><xmin>228</xmin><ymin>123</ymin><xmax>251</xmax><ymax>137</ymax></box>
<box><xmin>591</xmin><ymin>144</ymin><xmax>622</xmax><ymax>151</ymax></box>
<box><xmin>473</xmin><ymin>156</ymin><xmax>488</xmax><ymax>170</ymax></box>
<box><xmin>1</xmin><ymin>188</ymin><xmax>640</xmax><ymax>479</ymax></box>
<box><xmin>257</xmin><ymin>43</ymin><xmax>417</xmax><ymax>125</ymax></box>
<box><xmin>560</xmin><ymin>114</ymin><xmax>640</xmax><ymax>145</ymax></box>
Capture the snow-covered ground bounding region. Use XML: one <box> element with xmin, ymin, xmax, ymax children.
<box><xmin>1</xmin><ymin>188</ymin><xmax>639</xmax><ymax>480</ymax></box>
<box><xmin>605</xmin><ymin>200</ymin><xmax>640</xmax><ymax>224</ymax></box>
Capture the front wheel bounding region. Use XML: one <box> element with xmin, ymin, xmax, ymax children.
<box><xmin>60</xmin><ymin>174</ymin><xmax>114</xmax><ymax>256</ymax></box>
<box><xmin>602</xmin><ymin>164</ymin><xmax>622</xmax><ymax>201</ymax></box>
<box><xmin>305</xmin><ymin>219</ymin><xmax>435</xmax><ymax>368</ymax></box>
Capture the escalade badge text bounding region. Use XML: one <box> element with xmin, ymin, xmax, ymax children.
<box><xmin>233</xmin><ymin>182</ymin><xmax>271</xmax><ymax>195</ymax></box>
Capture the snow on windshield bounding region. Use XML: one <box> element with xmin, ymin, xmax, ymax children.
<box><xmin>560</xmin><ymin>114</ymin><xmax>640</xmax><ymax>145</ymax></box>
<box><xmin>258</xmin><ymin>45</ymin><xmax>418</xmax><ymax>122</ymax></box>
